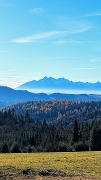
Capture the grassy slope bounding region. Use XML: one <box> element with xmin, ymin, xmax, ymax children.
<box><xmin>0</xmin><ymin>152</ymin><xmax>101</xmax><ymax>179</ymax></box>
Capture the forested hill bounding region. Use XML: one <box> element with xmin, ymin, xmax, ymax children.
<box><xmin>6</xmin><ymin>100</ymin><xmax>101</xmax><ymax>125</ymax></box>
<box><xmin>1</xmin><ymin>100</ymin><xmax>101</xmax><ymax>152</ymax></box>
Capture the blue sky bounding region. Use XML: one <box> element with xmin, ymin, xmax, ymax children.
<box><xmin>0</xmin><ymin>0</ymin><xmax>101</xmax><ymax>88</ymax></box>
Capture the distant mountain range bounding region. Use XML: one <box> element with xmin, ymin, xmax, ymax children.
<box><xmin>17</xmin><ymin>77</ymin><xmax>101</xmax><ymax>92</ymax></box>
<box><xmin>0</xmin><ymin>85</ymin><xmax>101</xmax><ymax>108</ymax></box>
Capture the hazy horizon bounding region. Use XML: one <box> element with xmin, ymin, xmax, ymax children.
<box><xmin>16</xmin><ymin>87</ymin><xmax>101</xmax><ymax>95</ymax></box>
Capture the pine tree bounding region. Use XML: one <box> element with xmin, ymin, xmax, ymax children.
<box><xmin>11</xmin><ymin>142</ymin><xmax>21</xmax><ymax>153</ymax></box>
<box><xmin>72</xmin><ymin>119</ymin><xmax>79</xmax><ymax>143</ymax></box>
<box><xmin>90</xmin><ymin>127</ymin><xmax>101</xmax><ymax>151</ymax></box>
<box><xmin>1</xmin><ymin>143</ymin><xmax>9</xmax><ymax>153</ymax></box>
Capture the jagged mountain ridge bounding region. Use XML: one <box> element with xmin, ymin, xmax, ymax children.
<box><xmin>17</xmin><ymin>77</ymin><xmax>101</xmax><ymax>90</ymax></box>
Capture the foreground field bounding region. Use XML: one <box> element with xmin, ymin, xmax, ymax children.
<box><xmin>0</xmin><ymin>152</ymin><xmax>101</xmax><ymax>179</ymax></box>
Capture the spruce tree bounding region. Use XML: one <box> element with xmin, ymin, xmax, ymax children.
<box><xmin>72</xmin><ymin>119</ymin><xmax>79</xmax><ymax>143</ymax></box>
<box><xmin>1</xmin><ymin>143</ymin><xmax>9</xmax><ymax>153</ymax></box>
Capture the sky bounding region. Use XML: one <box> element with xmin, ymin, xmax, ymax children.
<box><xmin>0</xmin><ymin>0</ymin><xmax>101</xmax><ymax>88</ymax></box>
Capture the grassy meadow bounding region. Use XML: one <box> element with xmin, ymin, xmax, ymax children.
<box><xmin>0</xmin><ymin>152</ymin><xmax>101</xmax><ymax>179</ymax></box>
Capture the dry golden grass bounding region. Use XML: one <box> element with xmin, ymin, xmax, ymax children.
<box><xmin>0</xmin><ymin>152</ymin><xmax>101</xmax><ymax>179</ymax></box>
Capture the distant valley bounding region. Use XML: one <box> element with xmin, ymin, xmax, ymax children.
<box><xmin>0</xmin><ymin>85</ymin><xmax>101</xmax><ymax>108</ymax></box>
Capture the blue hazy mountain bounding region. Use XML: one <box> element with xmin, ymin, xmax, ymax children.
<box><xmin>0</xmin><ymin>85</ymin><xmax>101</xmax><ymax>108</ymax></box>
<box><xmin>17</xmin><ymin>77</ymin><xmax>101</xmax><ymax>92</ymax></box>
<box><xmin>0</xmin><ymin>86</ymin><xmax>49</xmax><ymax>105</ymax></box>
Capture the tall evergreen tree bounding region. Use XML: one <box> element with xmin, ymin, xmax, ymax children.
<box><xmin>90</xmin><ymin>127</ymin><xmax>101</xmax><ymax>151</ymax></box>
<box><xmin>72</xmin><ymin>119</ymin><xmax>79</xmax><ymax>143</ymax></box>
<box><xmin>1</xmin><ymin>143</ymin><xmax>9</xmax><ymax>153</ymax></box>
<box><xmin>11</xmin><ymin>142</ymin><xmax>21</xmax><ymax>153</ymax></box>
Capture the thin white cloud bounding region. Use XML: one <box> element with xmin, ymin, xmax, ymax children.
<box><xmin>68</xmin><ymin>25</ymin><xmax>92</xmax><ymax>35</ymax></box>
<box><xmin>0</xmin><ymin>69</ymin><xmax>20</xmax><ymax>73</ymax></box>
<box><xmin>12</xmin><ymin>31</ymin><xmax>67</xmax><ymax>43</ymax></box>
<box><xmin>0</xmin><ymin>80</ymin><xmax>24</xmax><ymax>88</ymax></box>
<box><xmin>67</xmin><ymin>40</ymin><xmax>92</xmax><ymax>44</ymax></box>
<box><xmin>90</xmin><ymin>58</ymin><xmax>101</xmax><ymax>62</ymax></box>
<box><xmin>12</xmin><ymin>25</ymin><xmax>91</xmax><ymax>44</ymax></box>
<box><xmin>57</xmin><ymin>17</ymin><xmax>92</xmax><ymax>32</ymax></box>
<box><xmin>85</xmin><ymin>12</ymin><xmax>101</xmax><ymax>17</ymax></box>
<box><xmin>54</xmin><ymin>40</ymin><xmax>66</xmax><ymax>44</ymax></box>
<box><xmin>0</xmin><ymin>75</ymin><xmax>30</xmax><ymax>88</ymax></box>
<box><xmin>29</xmin><ymin>8</ymin><xmax>44</xmax><ymax>14</ymax></box>
<box><xmin>0</xmin><ymin>80</ymin><xmax>20</xmax><ymax>84</ymax></box>
<box><xmin>54</xmin><ymin>40</ymin><xmax>91</xmax><ymax>44</ymax></box>
<box><xmin>12</xmin><ymin>15</ymin><xmax>92</xmax><ymax>44</ymax></box>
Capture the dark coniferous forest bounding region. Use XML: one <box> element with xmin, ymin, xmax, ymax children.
<box><xmin>1</xmin><ymin>100</ymin><xmax>101</xmax><ymax>153</ymax></box>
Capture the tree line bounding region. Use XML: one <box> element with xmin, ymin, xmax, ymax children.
<box><xmin>7</xmin><ymin>100</ymin><xmax>101</xmax><ymax>125</ymax></box>
<box><xmin>0</xmin><ymin>104</ymin><xmax>101</xmax><ymax>153</ymax></box>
